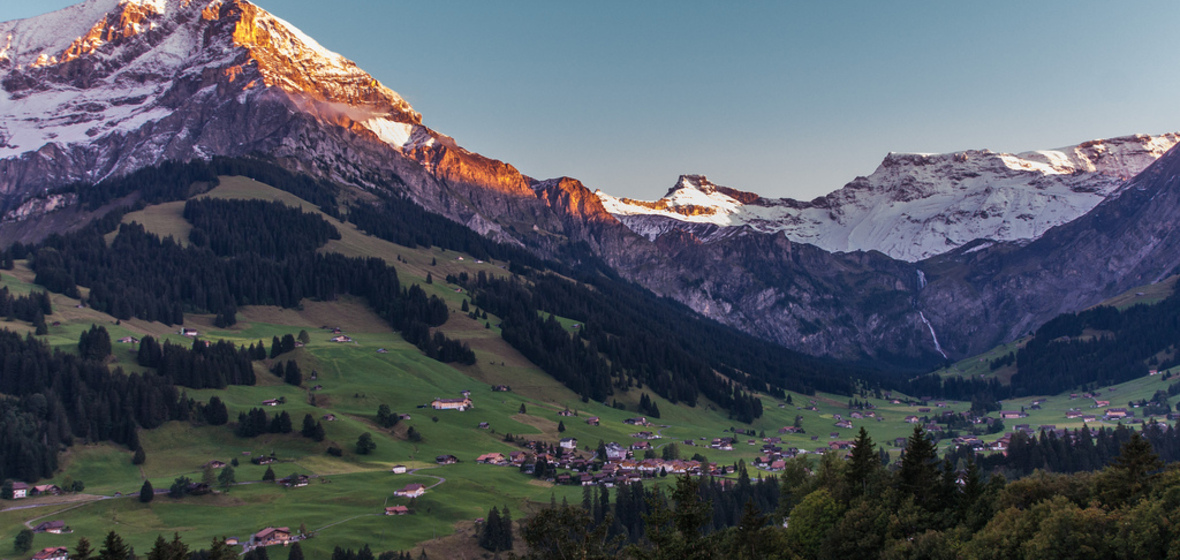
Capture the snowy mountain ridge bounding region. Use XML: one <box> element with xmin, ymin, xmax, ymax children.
<box><xmin>0</xmin><ymin>0</ymin><xmax>433</xmax><ymax>195</ymax></box>
<box><xmin>598</xmin><ymin>133</ymin><xmax>1180</xmax><ymax>261</ymax></box>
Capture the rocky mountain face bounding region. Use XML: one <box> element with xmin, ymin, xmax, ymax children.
<box><xmin>916</xmin><ymin>143</ymin><xmax>1180</xmax><ymax>358</ymax></box>
<box><xmin>2</xmin><ymin>0</ymin><xmax>1177</xmax><ymax>367</ymax></box>
<box><xmin>599</xmin><ymin>134</ymin><xmax>1180</xmax><ymax>262</ymax></box>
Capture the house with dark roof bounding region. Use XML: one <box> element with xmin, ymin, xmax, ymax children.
<box><xmin>252</xmin><ymin>527</ymin><xmax>291</xmax><ymax>547</ymax></box>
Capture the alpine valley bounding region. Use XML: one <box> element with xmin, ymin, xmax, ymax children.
<box><xmin>2</xmin><ymin>1</ymin><xmax>1180</xmax><ymax>559</ymax></box>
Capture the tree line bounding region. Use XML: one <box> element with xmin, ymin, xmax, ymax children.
<box><xmin>517</xmin><ymin>425</ymin><xmax>1180</xmax><ymax>559</ymax></box>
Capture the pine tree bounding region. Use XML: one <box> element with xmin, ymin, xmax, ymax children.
<box><xmin>133</xmin><ymin>447</ymin><xmax>146</xmax><ymax>465</ymax></box>
<box><xmin>263</xmin><ymin>466</ymin><xmax>275</xmax><ymax>482</ymax></box>
<box><xmin>140</xmin><ymin>480</ymin><xmax>154</xmax><ymax>503</ymax></box>
<box><xmin>73</xmin><ymin>536</ymin><xmax>95</xmax><ymax>560</ymax></box>
<box><xmin>218</xmin><ymin>466</ymin><xmax>236</xmax><ymax>491</ymax></box>
<box><xmin>98</xmin><ymin>531</ymin><xmax>129</xmax><ymax>560</ymax></box>
<box><xmin>500</xmin><ymin>505</ymin><xmax>514</xmax><ymax>552</ymax></box>
<box><xmin>480</xmin><ymin>506</ymin><xmax>503</xmax><ymax>552</ymax></box>
<box><xmin>288</xmin><ymin>542</ymin><xmax>305</xmax><ymax>560</ymax></box>
<box><xmin>302</xmin><ymin>413</ymin><xmax>317</xmax><ymax>437</ymax></box>
<box><xmin>558</xmin><ymin>421</ymin><xmax>566</xmax><ymax>433</ymax></box>
<box><xmin>846</xmin><ymin>427</ymin><xmax>878</xmax><ymax>497</ymax></box>
<box><xmin>898</xmin><ymin>425</ymin><xmax>939</xmax><ymax>509</ymax></box>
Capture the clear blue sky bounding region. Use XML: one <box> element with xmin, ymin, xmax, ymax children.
<box><xmin>3</xmin><ymin>1</ymin><xmax>1179</xmax><ymax>200</ymax></box>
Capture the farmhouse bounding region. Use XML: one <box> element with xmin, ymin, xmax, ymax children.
<box><xmin>557</xmin><ymin>409</ymin><xmax>575</xmax><ymax>417</ymax></box>
<box><xmin>385</xmin><ymin>505</ymin><xmax>410</xmax><ymax>515</ymax></box>
<box><xmin>32</xmin><ymin>484</ymin><xmax>62</xmax><ymax>496</ymax></box>
<box><xmin>261</xmin><ymin>399</ymin><xmax>280</xmax><ymax>407</ymax></box>
<box><xmin>431</xmin><ymin>397</ymin><xmax>473</xmax><ymax>411</ymax></box>
<box><xmin>279</xmin><ymin>475</ymin><xmax>309</xmax><ymax>488</ymax></box>
<box><xmin>477</xmin><ymin>453</ymin><xmax>506</xmax><ymax>465</ymax></box>
<box><xmin>492</xmin><ymin>385</ymin><xmax>512</xmax><ymax>392</ymax></box>
<box><xmin>329</xmin><ymin>335</ymin><xmax>353</xmax><ymax>343</ymax></box>
<box><xmin>179</xmin><ymin>328</ymin><xmax>199</xmax><ymax>337</ymax></box>
<box><xmin>436</xmin><ymin>455</ymin><xmax>458</xmax><ymax>465</ymax></box>
<box><xmin>117</xmin><ymin>336</ymin><xmax>139</xmax><ymax>344</ymax></box>
<box><xmin>586</xmin><ymin>416</ymin><xmax>600</xmax><ymax>426</ymax></box>
<box><xmin>391</xmin><ymin>465</ymin><xmax>407</xmax><ymax>474</ymax></box>
<box><xmin>1000</xmin><ymin>411</ymin><xmax>1026</xmax><ymax>419</ymax></box>
<box><xmin>1105</xmin><ymin>408</ymin><xmax>1128</xmax><ymax>419</ymax></box>
<box><xmin>205</xmin><ymin>460</ymin><xmax>227</xmax><ymax>469</ymax></box>
<box><xmin>623</xmin><ymin>417</ymin><xmax>649</xmax><ymax>426</ymax></box>
<box><xmin>33</xmin><ymin>520</ymin><xmax>65</xmax><ymax>534</ymax></box>
<box><xmin>252</xmin><ymin>527</ymin><xmax>291</xmax><ymax>547</ymax></box>
<box><xmin>394</xmin><ymin>483</ymin><xmax>426</xmax><ymax>498</ymax></box>
<box><xmin>11</xmin><ymin>481</ymin><xmax>28</xmax><ymax>499</ymax></box>
<box><xmin>32</xmin><ymin>548</ymin><xmax>69</xmax><ymax>560</ymax></box>
<box><xmin>560</xmin><ymin>438</ymin><xmax>578</xmax><ymax>449</ymax></box>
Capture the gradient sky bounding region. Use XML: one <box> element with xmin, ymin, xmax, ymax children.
<box><xmin>2</xmin><ymin>0</ymin><xmax>1179</xmax><ymax>200</ymax></box>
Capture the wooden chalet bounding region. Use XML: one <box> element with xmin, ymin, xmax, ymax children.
<box><xmin>431</xmin><ymin>397</ymin><xmax>473</xmax><ymax>411</ymax></box>
<box><xmin>33</xmin><ymin>520</ymin><xmax>66</xmax><ymax>534</ymax></box>
<box><xmin>252</xmin><ymin>527</ymin><xmax>292</xmax><ymax>547</ymax></box>
<box><xmin>32</xmin><ymin>547</ymin><xmax>69</xmax><ymax>560</ymax></box>
<box><xmin>394</xmin><ymin>483</ymin><xmax>426</xmax><ymax>498</ymax></box>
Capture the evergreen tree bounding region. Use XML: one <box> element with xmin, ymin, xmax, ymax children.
<box><xmin>558</xmin><ymin>420</ymin><xmax>566</xmax><ymax>433</ymax></box>
<box><xmin>898</xmin><ymin>425</ymin><xmax>939</xmax><ymax>509</ymax></box>
<box><xmin>98</xmin><ymin>531</ymin><xmax>129</xmax><ymax>560</ymax></box>
<box><xmin>73</xmin><ymin>536</ymin><xmax>95</xmax><ymax>560</ymax></box>
<box><xmin>500</xmin><ymin>505</ymin><xmax>514</xmax><ymax>551</ymax></box>
<box><xmin>287</xmin><ymin>542</ymin><xmax>304</xmax><ymax>560</ymax></box>
<box><xmin>846</xmin><ymin>427</ymin><xmax>878</xmax><ymax>497</ymax></box>
<box><xmin>263</xmin><ymin>466</ymin><xmax>275</xmax><ymax>482</ymax></box>
<box><xmin>140</xmin><ymin>480</ymin><xmax>154</xmax><ymax>503</ymax></box>
<box><xmin>301</xmin><ymin>413</ymin><xmax>317</xmax><ymax>438</ymax></box>
<box><xmin>480</xmin><ymin>506</ymin><xmax>504</xmax><ymax>552</ymax></box>
<box><xmin>133</xmin><ymin>447</ymin><xmax>146</xmax><ymax>465</ymax></box>
<box><xmin>218</xmin><ymin>465</ymin><xmax>236</xmax><ymax>491</ymax></box>
<box><xmin>204</xmin><ymin>396</ymin><xmax>229</xmax><ymax>426</ymax></box>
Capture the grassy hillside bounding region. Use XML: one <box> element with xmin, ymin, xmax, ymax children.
<box><xmin>2</xmin><ymin>177</ymin><xmax>1177</xmax><ymax>558</ymax></box>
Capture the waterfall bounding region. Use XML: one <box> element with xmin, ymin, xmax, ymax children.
<box><xmin>919</xmin><ymin>311</ymin><xmax>947</xmax><ymax>359</ymax></box>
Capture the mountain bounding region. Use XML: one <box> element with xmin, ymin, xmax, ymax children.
<box><xmin>598</xmin><ymin>134</ymin><xmax>1180</xmax><ymax>262</ymax></box>
<box><xmin>917</xmin><ymin>141</ymin><xmax>1180</xmax><ymax>358</ymax></box>
<box><xmin>4</xmin><ymin>0</ymin><xmax>1180</xmax><ymax>368</ymax></box>
<box><xmin>0</xmin><ymin>0</ymin><xmax>570</xmax><ymax>246</ymax></box>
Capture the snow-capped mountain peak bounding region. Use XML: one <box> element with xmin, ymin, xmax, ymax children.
<box><xmin>598</xmin><ymin>133</ymin><xmax>1180</xmax><ymax>261</ymax></box>
<box><xmin>0</xmin><ymin>0</ymin><xmax>426</xmax><ymax>181</ymax></box>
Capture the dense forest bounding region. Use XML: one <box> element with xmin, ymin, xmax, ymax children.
<box><xmin>0</xmin><ymin>327</ymin><xmax>257</xmax><ymax>483</ymax></box>
<box><xmin>1011</xmin><ymin>293</ymin><xmax>1180</xmax><ymax>395</ymax></box>
<box><xmin>26</xmin><ymin>199</ymin><xmax>468</xmax><ymax>363</ymax></box>
<box><xmin>946</xmin><ymin>421</ymin><xmax>1180</xmax><ymax>478</ymax></box>
<box><xmin>904</xmin><ymin>287</ymin><xmax>1180</xmax><ymax>406</ymax></box>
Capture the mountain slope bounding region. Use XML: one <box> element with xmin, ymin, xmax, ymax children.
<box><xmin>4</xmin><ymin>0</ymin><xmax>1180</xmax><ymax>367</ymax></box>
<box><xmin>917</xmin><ymin>141</ymin><xmax>1180</xmax><ymax>357</ymax></box>
<box><xmin>599</xmin><ymin>133</ymin><xmax>1180</xmax><ymax>262</ymax></box>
